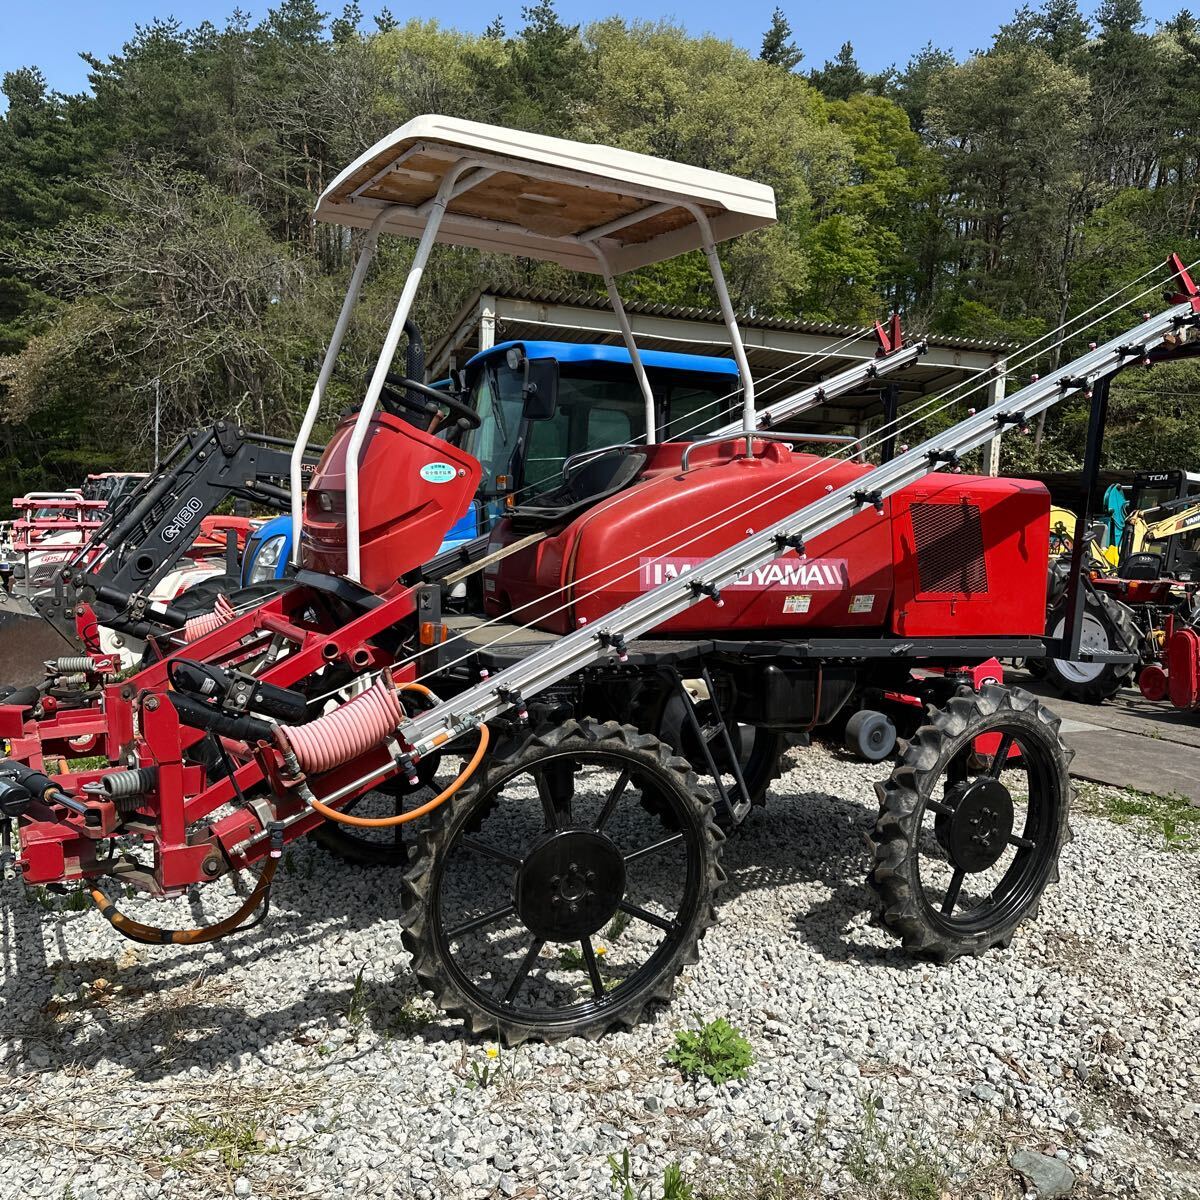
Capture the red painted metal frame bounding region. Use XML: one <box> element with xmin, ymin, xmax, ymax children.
<box><xmin>4</xmin><ymin>575</ymin><xmax>426</xmax><ymax>888</ymax></box>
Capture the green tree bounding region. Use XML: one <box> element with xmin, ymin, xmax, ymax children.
<box><xmin>4</xmin><ymin>162</ymin><xmax>307</xmax><ymax>445</ymax></box>
<box><xmin>888</xmin><ymin>42</ymin><xmax>955</xmax><ymax>134</ymax></box>
<box><xmin>809</xmin><ymin>41</ymin><xmax>867</xmax><ymax>99</ymax></box>
<box><xmin>759</xmin><ymin>9</ymin><xmax>803</xmax><ymax>71</ymax></box>
<box><xmin>813</xmin><ymin>93</ymin><xmax>947</xmax><ymax>318</ymax></box>
<box><xmin>490</xmin><ymin>1</ymin><xmax>594</xmax><ymax>135</ymax></box>
<box><xmin>996</xmin><ymin>0</ymin><xmax>1091</xmax><ymax>59</ymax></box>
<box><xmin>926</xmin><ymin>46</ymin><xmax>1090</xmax><ymax>328</ymax></box>
<box><xmin>331</xmin><ymin>2</ymin><xmax>362</xmax><ymax>42</ymax></box>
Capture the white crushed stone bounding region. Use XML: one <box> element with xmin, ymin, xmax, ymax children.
<box><xmin>1</xmin><ymin>742</ymin><xmax>1197</xmax><ymax>1199</ymax></box>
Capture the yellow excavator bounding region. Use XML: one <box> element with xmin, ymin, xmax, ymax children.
<box><xmin>1047</xmin><ymin>505</ymin><xmax>1119</xmax><ymax>569</ymax></box>
<box><xmin>1123</xmin><ymin>495</ymin><xmax>1200</xmax><ymax>578</ymax></box>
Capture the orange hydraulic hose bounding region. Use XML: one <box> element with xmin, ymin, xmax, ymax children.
<box><xmin>89</xmin><ymin>857</ymin><xmax>277</xmax><ymax>945</ymax></box>
<box><xmin>305</xmin><ymin>723</ymin><xmax>490</xmax><ymax>829</ymax></box>
<box><xmin>396</xmin><ymin>681</ymin><xmax>436</xmax><ymax>699</ymax></box>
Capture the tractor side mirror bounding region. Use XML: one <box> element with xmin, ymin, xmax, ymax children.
<box><xmin>522</xmin><ymin>357</ymin><xmax>558</xmax><ymax>421</ymax></box>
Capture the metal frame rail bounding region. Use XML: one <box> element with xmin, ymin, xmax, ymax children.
<box><xmin>398</xmin><ymin>297</ymin><xmax>1200</xmax><ymax>757</ymax></box>
<box><xmin>705</xmin><ymin>337</ymin><xmax>927</xmax><ymax>440</ymax></box>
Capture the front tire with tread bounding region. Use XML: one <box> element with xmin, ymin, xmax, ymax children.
<box><xmin>401</xmin><ymin>719</ymin><xmax>723</xmax><ymax>1044</ymax></box>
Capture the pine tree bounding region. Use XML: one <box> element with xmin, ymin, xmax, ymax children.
<box><xmin>330</xmin><ymin>2</ymin><xmax>361</xmax><ymax>42</ymax></box>
<box><xmin>808</xmin><ymin>41</ymin><xmax>867</xmax><ymax>99</ymax></box>
<box><xmin>374</xmin><ymin>5</ymin><xmax>397</xmax><ymax>32</ymax></box>
<box><xmin>759</xmin><ymin>9</ymin><xmax>803</xmax><ymax>71</ymax></box>
<box><xmin>1096</xmin><ymin>0</ymin><xmax>1145</xmax><ymax>33</ymax></box>
<box><xmin>484</xmin><ymin>14</ymin><xmax>505</xmax><ymax>39</ymax></box>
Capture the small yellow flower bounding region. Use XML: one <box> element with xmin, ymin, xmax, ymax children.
<box><xmin>485</xmin><ymin>1046</ymin><xmax>499</xmax><ymax>1059</ymax></box>
<box><xmin>596</xmin><ymin>945</ymin><xmax>607</xmax><ymax>956</ymax></box>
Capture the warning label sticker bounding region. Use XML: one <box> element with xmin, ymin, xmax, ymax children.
<box><xmin>782</xmin><ymin>594</ymin><xmax>812</xmax><ymax>614</ymax></box>
<box><xmin>849</xmin><ymin>593</ymin><xmax>875</xmax><ymax>614</ymax></box>
<box><xmin>640</xmin><ymin>555</ymin><xmax>848</xmax><ymax>591</ymax></box>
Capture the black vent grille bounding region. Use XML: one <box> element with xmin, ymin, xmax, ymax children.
<box><xmin>910</xmin><ymin>501</ymin><xmax>989</xmax><ymax>595</ymax></box>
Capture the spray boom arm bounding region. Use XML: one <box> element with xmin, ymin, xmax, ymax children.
<box><xmin>399</xmin><ymin>299</ymin><xmax>1200</xmax><ymax>759</ymax></box>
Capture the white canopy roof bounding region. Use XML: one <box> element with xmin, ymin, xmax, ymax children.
<box><xmin>313</xmin><ymin>115</ymin><xmax>777</xmax><ymax>275</ymax></box>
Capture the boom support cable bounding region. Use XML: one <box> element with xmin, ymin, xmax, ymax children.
<box><xmin>395</xmin><ymin>265</ymin><xmax>1199</xmax><ymax>752</ymax></box>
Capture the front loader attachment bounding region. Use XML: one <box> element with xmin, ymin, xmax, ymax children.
<box><xmin>0</xmin><ymin>590</ymin><xmax>76</xmax><ymax>691</ymax></box>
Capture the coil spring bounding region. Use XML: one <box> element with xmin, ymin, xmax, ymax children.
<box><xmin>184</xmin><ymin>593</ymin><xmax>235</xmax><ymax>643</ymax></box>
<box><xmin>54</xmin><ymin>656</ymin><xmax>94</xmax><ymax>673</ymax></box>
<box><xmin>280</xmin><ymin>680</ymin><xmax>405</xmax><ymax>774</ymax></box>
<box><xmin>99</xmin><ymin>766</ymin><xmax>158</xmax><ymax>799</ymax></box>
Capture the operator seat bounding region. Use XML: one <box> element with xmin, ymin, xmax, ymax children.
<box><xmin>1119</xmin><ymin>552</ymin><xmax>1164</xmax><ymax>580</ymax></box>
<box><xmin>511</xmin><ymin>450</ymin><xmax>648</xmax><ymax>527</ymax></box>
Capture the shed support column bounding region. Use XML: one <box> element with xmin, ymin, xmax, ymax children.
<box><xmin>983</xmin><ymin>359</ymin><xmax>1008</xmax><ymax>477</ymax></box>
<box><xmin>478</xmin><ymin>293</ymin><xmax>496</xmax><ymax>355</ymax></box>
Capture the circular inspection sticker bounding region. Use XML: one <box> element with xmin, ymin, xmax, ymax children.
<box><xmin>419</xmin><ymin>462</ymin><xmax>458</xmax><ymax>484</ymax></box>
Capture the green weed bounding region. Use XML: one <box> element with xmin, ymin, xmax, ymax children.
<box><xmin>847</xmin><ymin>1098</ymin><xmax>946</xmax><ymax>1200</ymax></box>
<box><xmin>559</xmin><ymin>945</ymin><xmax>586</xmax><ymax>971</ymax></box>
<box><xmin>347</xmin><ymin>966</ymin><xmax>368</xmax><ymax>1029</ymax></box>
<box><xmin>666</xmin><ymin>1018</ymin><xmax>753</xmax><ymax>1086</ymax></box>
<box><xmin>1078</xmin><ymin>783</ymin><xmax>1199</xmax><ymax>849</ymax></box>
<box><xmin>26</xmin><ymin>885</ymin><xmax>89</xmax><ymax>913</ymax></box>
<box><xmin>177</xmin><ymin>1113</ymin><xmax>275</xmax><ymax>1171</ymax></box>
<box><xmin>608</xmin><ymin>1150</ymin><xmax>694</xmax><ymax>1200</ymax></box>
<box><xmin>606</xmin><ymin>909</ymin><xmax>632</xmax><ymax>940</ymax></box>
<box><xmin>65</xmin><ymin>755</ymin><xmax>107</xmax><ymax>771</ymax></box>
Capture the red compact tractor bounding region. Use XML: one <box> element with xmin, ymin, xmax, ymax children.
<box><xmin>3</xmin><ymin>117</ymin><xmax>1198</xmax><ymax>1043</ymax></box>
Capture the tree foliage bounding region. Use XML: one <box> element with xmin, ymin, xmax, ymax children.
<box><xmin>2</xmin><ymin>0</ymin><xmax>1200</xmax><ymax>490</ymax></box>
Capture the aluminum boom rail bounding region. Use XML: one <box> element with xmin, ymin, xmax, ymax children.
<box><xmin>399</xmin><ymin>301</ymin><xmax>1198</xmax><ymax>758</ymax></box>
<box><xmin>706</xmin><ymin>338</ymin><xmax>928</xmax><ymax>440</ymax></box>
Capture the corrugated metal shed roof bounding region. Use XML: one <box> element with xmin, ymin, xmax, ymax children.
<box><xmin>457</xmin><ymin>286</ymin><xmax>1019</xmax><ymax>354</ymax></box>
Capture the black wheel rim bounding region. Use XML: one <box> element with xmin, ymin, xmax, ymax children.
<box><xmin>913</xmin><ymin>719</ymin><xmax>1061</xmax><ymax>936</ymax></box>
<box><xmin>429</xmin><ymin>748</ymin><xmax>705</xmax><ymax>1031</ymax></box>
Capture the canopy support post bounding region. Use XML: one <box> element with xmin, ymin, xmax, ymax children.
<box><xmin>344</xmin><ymin>159</ymin><xmax>480</xmax><ymax>582</ymax></box>
<box><xmin>589</xmin><ymin>243</ymin><xmax>656</xmax><ymax>444</ymax></box>
<box><xmin>685</xmin><ymin>204</ymin><xmax>756</xmax><ymax>456</ymax></box>
<box><xmin>289</xmin><ymin>206</ymin><xmax>394</xmax><ymax>567</ymax></box>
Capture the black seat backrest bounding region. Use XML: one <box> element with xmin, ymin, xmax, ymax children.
<box><xmin>511</xmin><ymin>450</ymin><xmax>648</xmax><ymax>528</ymax></box>
<box><xmin>566</xmin><ymin>451</ymin><xmax>647</xmax><ymax>504</ymax></box>
<box><xmin>1120</xmin><ymin>552</ymin><xmax>1163</xmax><ymax>580</ymax></box>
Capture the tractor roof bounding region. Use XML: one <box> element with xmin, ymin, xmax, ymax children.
<box><xmin>314</xmin><ymin>115</ymin><xmax>777</xmax><ymax>275</ymax></box>
<box><xmin>468</xmin><ymin>340</ymin><xmax>741</xmax><ymax>376</ymax></box>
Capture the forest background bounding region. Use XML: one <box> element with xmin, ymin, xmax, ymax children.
<box><xmin>2</xmin><ymin>0</ymin><xmax>1199</xmax><ymax>493</ymax></box>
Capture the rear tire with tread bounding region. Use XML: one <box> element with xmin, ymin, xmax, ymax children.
<box><xmin>1043</xmin><ymin>590</ymin><xmax>1138</xmax><ymax>704</ymax></box>
<box><xmin>868</xmin><ymin>685</ymin><xmax>1072</xmax><ymax>962</ymax></box>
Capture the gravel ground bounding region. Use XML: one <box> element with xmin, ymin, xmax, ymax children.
<box><xmin>1</xmin><ymin>741</ymin><xmax>1198</xmax><ymax>1200</ymax></box>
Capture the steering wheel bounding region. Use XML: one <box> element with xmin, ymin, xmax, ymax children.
<box><xmin>378</xmin><ymin>372</ymin><xmax>481</xmax><ymax>430</ymax></box>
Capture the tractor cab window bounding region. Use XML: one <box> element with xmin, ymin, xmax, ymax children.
<box><xmin>465</xmin><ymin>356</ymin><xmax>738</xmax><ymax>510</ymax></box>
<box><xmin>663</xmin><ymin>382</ymin><xmax>730</xmax><ymax>440</ymax></box>
<box><xmin>524</xmin><ymin>371</ymin><xmax>641</xmax><ymax>495</ymax></box>
<box><xmin>466</xmin><ymin>365</ymin><xmax>525</xmax><ymax>497</ymax></box>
